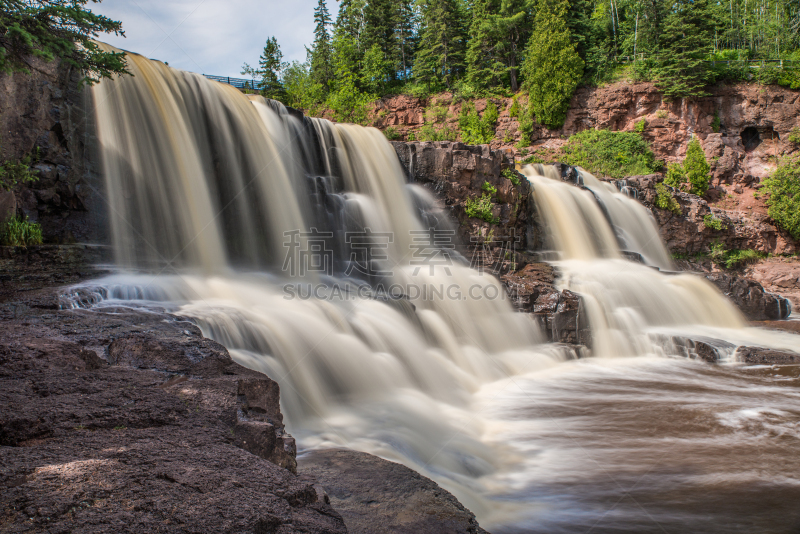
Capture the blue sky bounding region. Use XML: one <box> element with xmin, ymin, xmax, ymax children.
<box><xmin>90</xmin><ymin>0</ymin><xmax>337</xmax><ymax>78</ymax></box>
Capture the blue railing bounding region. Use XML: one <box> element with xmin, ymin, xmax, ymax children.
<box><xmin>203</xmin><ymin>75</ymin><xmax>258</xmax><ymax>90</ymax></box>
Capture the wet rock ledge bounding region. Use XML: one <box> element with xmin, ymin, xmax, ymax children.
<box><xmin>0</xmin><ymin>274</ymin><xmax>487</xmax><ymax>534</ymax></box>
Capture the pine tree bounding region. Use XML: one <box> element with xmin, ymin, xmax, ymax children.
<box><xmin>334</xmin><ymin>0</ymin><xmax>366</xmax><ymax>44</ymax></box>
<box><xmin>395</xmin><ymin>0</ymin><xmax>418</xmax><ymax>78</ymax></box>
<box><xmin>256</xmin><ymin>37</ymin><xmax>288</xmax><ymax>100</ymax></box>
<box><xmin>684</xmin><ymin>136</ymin><xmax>710</xmax><ymax>196</ymax></box>
<box><xmin>0</xmin><ymin>0</ymin><xmax>130</xmax><ymax>85</ymax></box>
<box><xmin>653</xmin><ymin>0</ymin><xmax>720</xmax><ymax>100</ymax></box>
<box><xmin>521</xmin><ymin>0</ymin><xmax>584</xmax><ymax>128</ymax></box>
<box><xmin>415</xmin><ymin>0</ymin><xmax>468</xmax><ymax>89</ymax></box>
<box><xmin>465</xmin><ymin>0</ymin><xmax>502</xmax><ymax>91</ymax></box>
<box><xmin>309</xmin><ymin>0</ymin><xmax>334</xmax><ymax>89</ymax></box>
<box><xmin>494</xmin><ymin>0</ymin><xmax>529</xmax><ymax>91</ymax></box>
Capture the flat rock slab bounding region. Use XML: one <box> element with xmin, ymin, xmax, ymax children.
<box><xmin>738</xmin><ymin>346</ymin><xmax>800</xmax><ymax>365</ymax></box>
<box><xmin>298</xmin><ymin>448</ymin><xmax>488</xmax><ymax>534</ymax></box>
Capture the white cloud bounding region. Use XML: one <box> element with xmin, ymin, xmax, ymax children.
<box><xmin>91</xmin><ymin>0</ymin><xmax>338</xmax><ymax>77</ymax></box>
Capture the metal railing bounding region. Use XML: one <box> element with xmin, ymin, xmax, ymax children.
<box><xmin>202</xmin><ymin>75</ymin><xmax>258</xmax><ymax>90</ymax></box>
<box><xmin>614</xmin><ymin>56</ymin><xmax>799</xmax><ymax>68</ymax></box>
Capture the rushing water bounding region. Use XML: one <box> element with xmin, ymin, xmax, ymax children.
<box><xmin>66</xmin><ymin>48</ymin><xmax>800</xmax><ymax>532</ymax></box>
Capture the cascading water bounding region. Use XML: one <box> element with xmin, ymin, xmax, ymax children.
<box><xmin>521</xmin><ymin>165</ymin><xmax>798</xmax><ymax>358</ymax></box>
<box><xmin>67</xmin><ymin>48</ymin><xmax>800</xmax><ymax>532</ymax></box>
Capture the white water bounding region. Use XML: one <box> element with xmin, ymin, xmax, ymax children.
<box><xmin>71</xmin><ymin>49</ymin><xmax>800</xmax><ymax>531</ymax></box>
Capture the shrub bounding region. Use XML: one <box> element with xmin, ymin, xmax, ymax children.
<box><xmin>656</xmin><ymin>109</ymin><xmax>668</xmax><ymax>119</ymax></box>
<box><xmin>464</xmin><ymin>194</ymin><xmax>498</xmax><ymax>224</ymax></box>
<box><xmin>502</xmin><ymin>168</ymin><xmax>521</xmax><ymax>185</ymax></box>
<box><xmin>418</xmin><ymin>123</ymin><xmax>457</xmax><ymax>142</ymax></box>
<box><xmin>703</xmin><ymin>213</ymin><xmax>726</xmax><ymax>230</ymax></box>
<box><xmin>481</xmin><ymin>181</ymin><xmax>498</xmax><ymax>196</ymax></box>
<box><xmin>459</xmin><ymin>101</ymin><xmax>498</xmax><ymax>145</ymax></box>
<box><xmin>634</xmin><ymin>119</ymin><xmax>647</xmax><ymax>133</ymax></box>
<box><xmin>383</xmin><ymin>127</ymin><xmax>401</xmax><ymax>141</ymax></box>
<box><xmin>709</xmin><ymin>242</ymin><xmax>766</xmax><ymax>269</ymax></box>
<box><xmin>517</xmin><ymin>104</ymin><xmax>535</xmax><ymax>146</ymax></box>
<box><xmin>684</xmin><ymin>137</ymin><xmax>710</xmax><ymax>196</ymax></box>
<box><xmin>1</xmin><ymin>216</ymin><xmax>43</xmax><ymax>246</ymax></box>
<box><xmin>664</xmin><ymin>162</ymin><xmax>686</xmax><ymax>190</ymax></box>
<box><xmin>788</xmin><ymin>127</ymin><xmax>800</xmax><ymax>145</ymax></box>
<box><xmin>554</xmin><ymin>129</ymin><xmax>661</xmax><ymax>179</ymax></box>
<box><xmin>425</xmin><ymin>103</ymin><xmax>449</xmax><ymax>123</ymax></box>
<box><xmin>762</xmin><ymin>155</ymin><xmax>800</xmax><ymax>240</ymax></box>
<box><xmin>711</xmin><ymin>112</ymin><xmax>721</xmax><ymax>133</ymax></box>
<box><xmin>655</xmin><ymin>182</ymin><xmax>682</xmax><ymax>214</ymax></box>
<box><xmin>0</xmin><ymin>148</ymin><xmax>40</xmax><ymax>192</ymax></box>
<box><xmin>509</xmin><ymin>95</ymin><xmax>520</xmax><ymax>118</ymax></box>
<box><xmin>664</xmin><ymin>137</ymin><xmax>710</xmax><ymax>196</ymax></box>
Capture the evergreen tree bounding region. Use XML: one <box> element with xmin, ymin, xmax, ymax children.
<box><xmin>309</xmin><ymin>0</ymin><xmax>334</xmax><ymax>89</ymax></box>
<box><xmin>521</xmin><ymin>0</ymin><xmax>584</xmax><ymax>128</ymax></box>
<box><xmin>0</xmin><ymin>0</ymin><xmax>130</xmax><ymax>85</ymax></box>
<box><xmin>415</xmin><ymin>0</ymin><xmax>468</xmax><ymax>88</ymax></box>
<box><xmin>684</xmin><ymin>136</ymin><xmax>710</xmax><ymax>195</ymax></box>
<box><xmin>334</xmin><ymin>0</ymin><xmax>366</xmax><ymax>44</ymax></box>
<box><xmin>653</xmin><ymin>0</ymin><xmax>720</xmax><ymax>99</ymax></box>
<box><xmin>494</xmin><ymin>0</ymin><xmax>529</xmax><ymax>91</ymax></box>
<box><xmin>465</xmin><ymin>0</ymin><xmax>502</xmax><ymax>91</ymax></box>
<box><xmin>255</xmin><ymin>37</ymin><xmax>287</xmax><ymax>100</ymax></box>
<box><xmin>362</xmin><ymin>0</ymin><xmax>397</xmax><ymax>60</ymax></box>
<box><xmin>396</xmin><ymin>0</ymin><xmax>418</xmax><ymax>78</ymax></box>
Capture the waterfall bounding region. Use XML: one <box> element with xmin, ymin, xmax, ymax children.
<box><xmin>70</xmin><ymin>48</ymin><xmax>800</xmax><ymax>531</ymax></box>
<box><xmin>521</xmin><ymin>165</ymin><xmax>797</xmax><ymax>357</ymax></box>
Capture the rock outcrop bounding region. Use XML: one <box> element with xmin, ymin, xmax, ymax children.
<box><xmin>0</xmin><ymin>292</ymin><xmax>346</xmax><ymax>533</ymax></box>
<box><xmin>737</xmin><ymin>346</ymin><xmax>800</xmax><ymax>365</ymax></box>
<box><xmin>392</xmin><ymin>141</ymin><xmax>530</xmax><ymax>248</ymax></box>
<box><xmin>704</xmin><ymin>271</ymin><xmax>792</xmax><ymax>321</ymax></box>
<box><xmin>0</xmin><ymin>56</ymin><xmax>105</xmax><ymax>244</ymax></box>
<box><xmin>298</xmin><ymin>449</ymin><xmax>488</xmax><ymax>534</ymax></box>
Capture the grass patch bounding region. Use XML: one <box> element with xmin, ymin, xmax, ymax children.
<box><xmin>1</xmin><ymin>216</ymin><xmax>43</xmax><ymax>246</ymax></box>
<box><xmin>528</xmin><ymin>129</ymin><xmax>662</xmax><ymax>179</ymax></box>
<box><xmin>703</xmin><ymin>214</ymin><xmax>727</xmax><ymax>231</ymax></box>
<box><xmin>709</xmin><ymin>242</ymin><xmax>766</xmax><ymax>269</ymax></box>
<box><xmin>383</xmin><ymin>127</ymin><xmax>401</xmax><ymax>141</ymax></box>
<box><xmin>465</xmin><ymin>194</ymin><xmax>499</xmax><ymax>224</ymax></box>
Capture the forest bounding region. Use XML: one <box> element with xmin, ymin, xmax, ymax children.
<box><xmin>244</xmin><ymin>0</ymin><xmax>800</xmax><ymax>128</ymax></box>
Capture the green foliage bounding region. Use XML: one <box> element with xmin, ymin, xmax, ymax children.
<box><xmin>703</xmin><ymin>214</ymin><xmax>727</xmax><ymax>230</ymax></box>
<box><xmin>684</xmin><ymin>137</ymin><xmax>711</xmax><ymax>196</ymax></box>
<box><xmin>282</xmin><ymin>61</ymin><xmax>326</xmax><ymax>113</ymax></box>
<box><xmin>502</xmin><ymin>168</ymin><xmax>521</xmax><ymax>185</ymax></box>
<box><xmin>1</xmin><ymin>216</ymin><xmax>43</xmax><ymax>246</ymax></box>
<box><xmin>326</xmin><ymin>33</ymin><xmax>375</xmax><ymax>124</ymax></box>
<box><xmin>0</xmin><ymin>0</ymin><xmax>130</xmax><ymax>86</ymax></box>
<box><xmin>415</xmin><ymin>0</ymin><xmax>467</xmax><ymax>89</ymax></box>
<box><xmin>424</xmin><ymin>102</ymin><xmax>449</xmax><ymax>123</ymax></box>
<box><xmin>709</xmin><ymin>242</ymin><xmax>766</xmax><ymax>269</ymax></box>
<box><xmin>788</xmin><ymin>127</ymin><xmax>800</xmax><ymax>145</ymax></box>
<box><xmin>520</xmin><ymin>0</ymin><xmax>583</xmax><ymax>129</ymax></box>
<box><xmin>664</xmin><ymin>138</ymin><xmax>710</xmax><ymax>196</ymax></box>
<box><xmin>516</xmin><ymin>102</ymin><xmax>535</xmax><ymax>146</ymax></box>
<box><xmin>655</xmin><ymin>182</ymin><xmax>682</xmax><ymax>214</ymax></box>
<box><xmin>634</xmin><ymin>119</ymin><xmax>646</xmax><ymax>133</ymax></box>
<box><xmin>762</xmin><ymin>155</ymin><xmax>800</xmax><ymax>240</ymax></box>
<box><xmin>464</xmin><ymin>193</ymin><xmax>498</xmax><ymax>224</ymax></box>
<box><xmin>653</xmin><ymin>0</ymin><xmax>718</xmax><ymax>100</ymax></box>
<box><xmin>417</xmin><ymin>123</ymin><xmax>457</xmax><ymax>142</ymax></box>
<box><xmin>384</xmin><ymin>127</ymin><xmax>401</xmax><ymax>140</ymax></box>
<box><xmin>242</xmin><ymin>37</ymin><xmax>288</xmax><ymax>101</ymax></box>
<box><xmin>711</xmin><ymin>112</ymin><xmax>721</xmax><ymax>133</ymax></box>
<box><xmin>655</xmin><ymin>110</ymin><xmax>668</xmax><ymax>119</ymax></box>
<box><xmin>0</xmin><ymin>149</ymin><xmax>39</xmax><ymax>191</ymax></box>
<box><xmin>481</xmin><ymin>181</ymin><xmax>497</xmax><ymax>196</ymax></box>
<box><xmin>309</xmin><ymin>0</ymin><xmax>334</xmax><ymax>88</ymax></box>
<box><xmin>664</xmin><ymin>162</ymin><xmax>687</xmax><ymax>190</ymax></box>
<box><xmin>556</xmin><ymin>129</ymin><xmax>661</xmax><ymax>179</ymax></box>
<box><xmin>458</xmin><ymin>101</ymin><xmax>498</xmax><ymax>145</ymax></box>
<box><xmin>508</xmin><ymin>95</ymin><xmax>520</xmax><ymax>118</ymax></box>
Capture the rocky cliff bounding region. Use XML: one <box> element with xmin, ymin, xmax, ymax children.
<box><xmin>0</xmin><ymin>57</ymin><xmax>106</xmax><ymax>244</ymax></box>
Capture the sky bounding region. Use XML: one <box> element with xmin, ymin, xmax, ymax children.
<box><xmin>90</xmin><ymin>0</ymin><xmax>337</xmax><ymax>78</ymax></box>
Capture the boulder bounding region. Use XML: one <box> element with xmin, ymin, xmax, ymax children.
<box><xmin>704</xmin><ymin>272</ymin><xmax>792</xmax><ymax>321</ymax></box>
<box><xmin>737</xmin><ymin>346</ymin><xmax>800</xmax><ymax>365</ymax></box>
<box><xmin>298</xmin><ymin>448</ymin><xmax>488</xmax><ymax>534</ymax></box>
